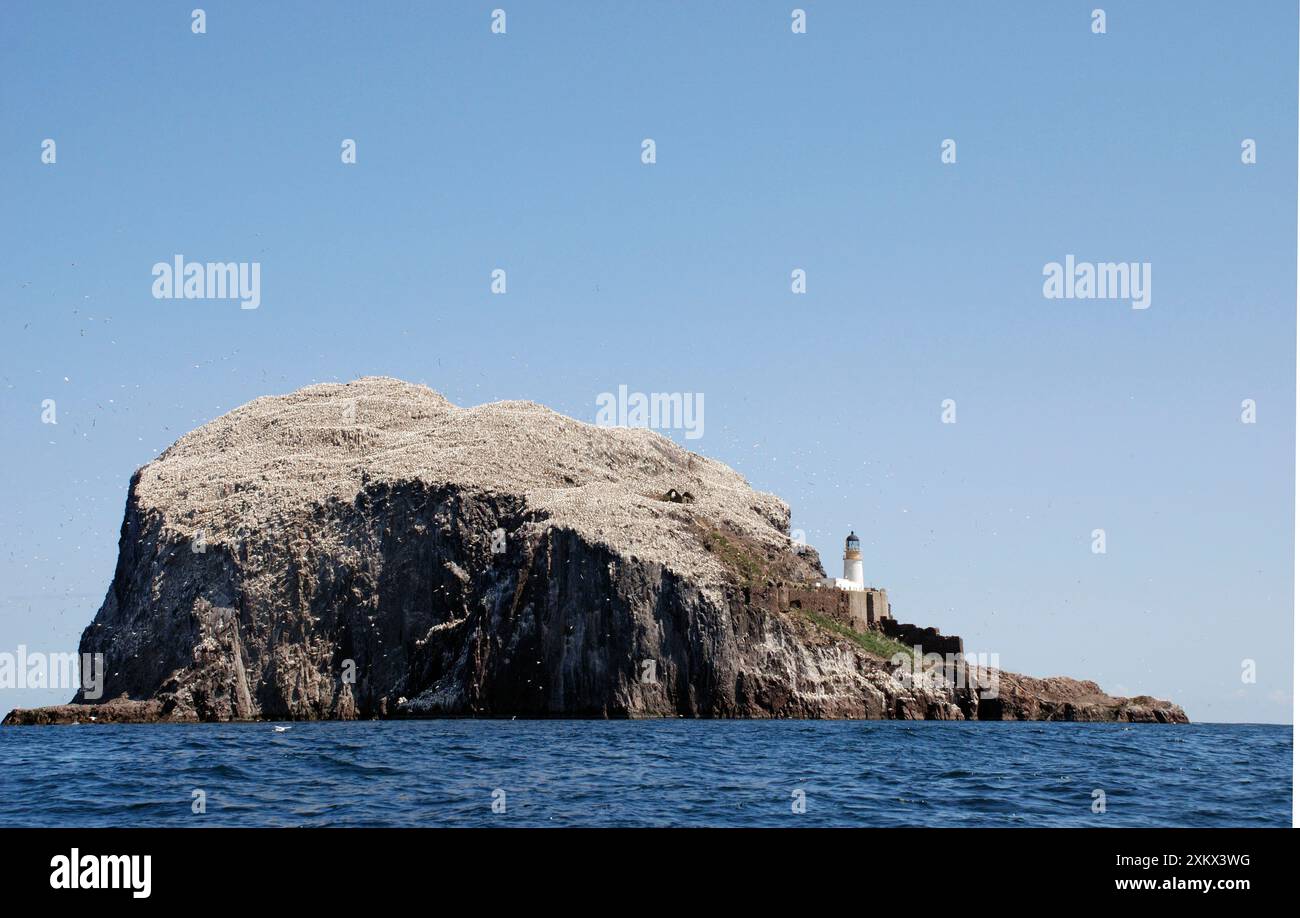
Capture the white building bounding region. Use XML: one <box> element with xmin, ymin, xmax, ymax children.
<box><xmin>812</xmin><ymin>530</ymin><xmax>893</xmax><ymax>627</ymax></box>
<box><xmin>824</xmin><ymin>531</ymin><xmax>865</xmax><ymax>591</ymax></box>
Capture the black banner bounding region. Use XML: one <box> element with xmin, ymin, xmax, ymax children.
<box><xmin>0</xmin><ymin>827</ymin><xmax>1287</xmax><ymax>904</ymax></box>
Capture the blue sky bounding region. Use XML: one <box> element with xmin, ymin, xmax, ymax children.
<box><xmin>0</xmin><ymin>1</ymin><xmax>1295</xmax><ymax>722</ymax></box>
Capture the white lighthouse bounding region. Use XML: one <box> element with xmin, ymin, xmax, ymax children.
<box><xmin>817</xmin><ymin>530</ymin><xmax>892</xmax><ymax>626</ymax></box>
<box><xmin>842</xmin><ymin>531</ymin><xmax>864</xmax><ymax>588</ymax></box>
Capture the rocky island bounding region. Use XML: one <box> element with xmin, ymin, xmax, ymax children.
<box><xmin>4</xmin><ymin>377</ymin><xmax>1187</xmax><ymax>725</ymax></box>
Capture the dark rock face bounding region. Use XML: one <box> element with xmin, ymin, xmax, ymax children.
<box><xmin>29</xmin><ymin>477</ymin><xmax>963</xmax><ymax>722</ymax></box>
<box><xmin>2</xmin><ymin>379</ymin><xmax>1188</xmax><ymax>726</ymax></box>
<box><xmin>979</xmin><ymin>674</ymin><xmax>1189</xmax><ymax>723</ymax></box>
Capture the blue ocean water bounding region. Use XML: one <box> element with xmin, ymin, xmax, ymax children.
<box><xmin>0</xmin><ymin>721</ymin><xmax>1289</xmax><ymax>827</ymax></box>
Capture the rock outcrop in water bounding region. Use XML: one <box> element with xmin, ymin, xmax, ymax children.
<box><xmin>3</xmin><ymin>377</ymin><xmax>1187</xmax><ymax>725</ymax></box>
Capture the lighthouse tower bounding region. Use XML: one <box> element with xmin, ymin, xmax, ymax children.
<box><xmin>842</xmin><ymin>531</ymin><xmax>864</xmax><ymax>588</ymax></box>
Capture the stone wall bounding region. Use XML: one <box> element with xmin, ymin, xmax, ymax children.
<box><xmin>746</xmin><ymin>582</ymin><xmax>892</xmax><ymax>633</ymax></box>
<box><xmin>880</xmin><ymin>620</ymin><xmax>964</xmax><ymax>656</ymax></box>
<box><xmin>864</xmin><ymin>588</ymin><xmax>890</xmax><ymax>626</ymax></box>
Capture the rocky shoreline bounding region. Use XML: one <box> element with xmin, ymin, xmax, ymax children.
<box><xmin>3</xmin><ymin>378</ymin><xmax>1187</xmax><ymax>726</ymax></box>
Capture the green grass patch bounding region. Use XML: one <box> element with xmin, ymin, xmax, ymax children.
<box><xmin>796</xmin><ymin>609</ymin><xmax>915</xmax><ymax>661</ymax></box>
<box><xmin>699</xmin><ymin>525</ymin><xmax>767</xmax><ymax>585</ymax></box>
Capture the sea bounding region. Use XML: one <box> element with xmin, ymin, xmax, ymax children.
<box><xmin>0</xmin><ymin>721</ymin><xmax>1289</xmax><ymax>827</ymax></box>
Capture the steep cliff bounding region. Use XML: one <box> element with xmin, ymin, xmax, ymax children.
<box><xmin>3</xmin><ymin>377</ymin><xmax>1186</xmax><ymax>724</ymax></box>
